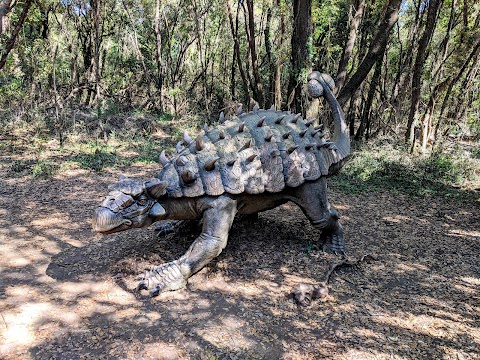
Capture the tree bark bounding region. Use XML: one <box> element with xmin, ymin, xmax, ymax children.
<box><xmin>337</xmin><ymin>0</ymin><xmax>402</xmax><ymax>107</ymax></box>
<box><xmin>91</xmin><ymin>0</ymin><xmax>102</xmax><ymax>113</ymax></box>
<box><xmin>155</xmin><ymin>0</ymin><xmax>164</xmax><ymax>112</ymax></box>
<box><xmin>192</xmin><ymin>0</ymin><xmax>209</xmax><ymax>111</ymax></box>
<box><xmin>405</xmin><ymin>0</ymin><xmax>442</xmax><ymax>145</ymax></box>
<box><xmin>226</xmin><ymin>0</ymin><xmax>249</xmax><ymax>105</ymax></box>
<box><xmin>419</xmin><ymin>82</ymin><xmax>443</xmax><ymax>153</ymax></box>
<box><xmin>434</xmin><ymin>36</ymin><xmax>480</xmax><ymax>140</ymax></box>
<box><xmin>274</xmin><ymin>0</ymin><xmax>286</xmax><ymax>109</ymax></box>
<box><xmin>246</xmin><ymin>0</ymin><xmax>264</xmax><ymax>107</ymax></box>
<box><xmin>437</xmin><ymin>0</ymin><xmax>456</xmax><ymax>68</ymax></box>
<box><xmin>0</xmin><ymin>0</ymin><xmax>33</xmax><ymax>71</ymax></box>
<box><xmin>0</xmin><ymin>0</ymin><xmax>13</xmax><ymax>35</ymax></box>
<box><xmin>335</xmin><ymin>0</ymin><xmax>365</xmax><ymax>93</ymax></box>
<box><xmin>264</xmin><ymin>4</ymin><xmax>273</xmax><ymax>107</ymax></box>
<box><xmin>355</xmin><ymin>46</ymin><xmax>385</xmax><ymax>141</ymax></box>
<box><xmin>287</xmin><ymin>0</ymin><xmax>311</xmax><ymax>112</ymax></box>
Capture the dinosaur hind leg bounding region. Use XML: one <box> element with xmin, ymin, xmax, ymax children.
<box><xmin>291</xmin><ymin>179</ymin><xmax>346</xmax><ymax>256</ymax></box>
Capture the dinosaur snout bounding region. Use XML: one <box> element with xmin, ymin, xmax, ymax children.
<box><xmin>92</xmin><ymin>207</ymin><xmax>131</xmax><ymax>233</ymax></box>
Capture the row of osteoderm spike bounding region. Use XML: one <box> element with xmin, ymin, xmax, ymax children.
<box><xmin>161</xmin><ymin>138</ymin><xmax>334</xmax><ymax>177</ymax></box>
<box><xmin>160</xmin><ymin>125</ymin><xmax>329</xmax><ymax>167</ymax></box>
<box><xmin>161</xmin><ymin>134</ymin><xmax>331</xmax><ymax>166</ymax></box>
<box><xmin>159</xmin><ymin>109</ymin><xmax>328</xmax><ymax>165</ymax></box>
<box><xmin>201</xmin><ymin>117</ymin><xmax>320</xmax><ymax>144</ymax></box>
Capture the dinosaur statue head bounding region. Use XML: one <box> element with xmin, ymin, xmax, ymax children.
<box><xmin>92</xmin><ymin>176</ymin><xmax>168</xmax><ymax>234</ymax></box>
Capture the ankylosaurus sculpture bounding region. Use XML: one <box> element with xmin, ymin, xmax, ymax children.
<box><xmin>92</xmin><ymin>72</ymin><xmax>350</xmax><ymax>296</ymax></box>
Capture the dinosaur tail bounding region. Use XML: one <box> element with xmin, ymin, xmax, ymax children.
<box><xmin>307</xmin><ymin>72</ymin><xmax>350</xmax><ymax>161</ymax></box>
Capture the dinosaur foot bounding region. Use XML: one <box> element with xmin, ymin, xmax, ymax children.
<box><xmin>136</xmin><ymin>261</ymin><xmax>187</xmax><ymax>297</ymax></box>
<box><xmin>322</xmin><ymin>233</ymin><xmax>346</xmax><ymax>257</ymax></box>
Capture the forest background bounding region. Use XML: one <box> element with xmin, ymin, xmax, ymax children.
<box><xmin>0</xmin><ymin>0</ymin><xmax>479</xmax><ymax>192</ymax></box>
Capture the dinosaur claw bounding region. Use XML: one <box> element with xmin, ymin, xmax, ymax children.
<box><xmin>150</xmin><ymin>286</ymin><xmax>162</xmax><ymax>297</ymax></box>
<box><xmin>135</xmin><ymin>261</ymin><xmax>187</xmax><ymax>296</ymax></box>
<box><xmin>137</xmin><ymin>281</ymin><xmax>148</xmax><ymax>291</ymax></box>
<box><xmin>136</xmin><ymin>273</ymin><xmax>145</xmax><ymax>280</ymax></box>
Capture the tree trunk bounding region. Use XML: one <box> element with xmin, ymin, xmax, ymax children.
<box><xmin>389</xmin><ymin>1</ymin><xmax>423</xmax><ymax>115</ymax></box>
<box><xmin>405</xmin><ymin>0</ymin><xmax>442</xmax><ymax>145</ymax></box>
<box><xmin>192</xmin><ymin>0</ymin><xmax>209</xmax><ymax>111</ymax></box>
<box><xmin>419</xmin><ymin>79</ymin><xmax>448</xmax><ymax>153</ymax></box>
<box><xmin>335</xmin><ymin>0</ymin><xmax>365</xmax><ymax>93</ymax></box>
<box><xmin>355</xmin><ymin>47</ymin><xmax>385</xmax><ymax>141</ymax></box>
<box><xmin>246</xmin><ymin>0</ymin><xmax>264</xmax><ymax>107</ymax></box>
<box><xmin>226</xmin><ymin>0</ymin><xmax>249</xmax><ymax>105</ymax></box>
<box><xmin>337</xmin><ymin>0</ymin><xmax>402</xmax><ymax>107</ymax></box>
<box><xmin>433</xmin><ymin>0</ymin><xmax>456</xmax><ymax>79</ymax></box>
<box><xmin>91</xmin><ymin>0</ymin><xmax>102</xmax><ymax>113</ymax></box>
<box><xmin>439</xmin><ymin>36</ymin><xmax>480</xmax><ymax>120</ymax></box>
<box><xmin>0</xmin><ymin>0</ymin><xmax>13</xmax><ymax>35</ymax></box>
<box><xmin>0</xmin><ymin>0</ymin><xmax>33</xmax><ymax>71</ymax></box>
<box><xmin>230</xmin><ymin>43</ymin><xmax>237</xmax><ymax>99</ymax></box>
<box><xmin>39</xmin><ymin>3</ymin><xmax>52</xmax><ymax>39</ymax></box>
<box><xmin>435</xmin><ymin>37</ymin><xmax>480</xmax><ymax>141</ymax></box>
<box><xmin>264</xmin><ymin>4</ymin><xmax>273</xmax><ymax>107</ymax></box>
<box><xmin>155</xmin><ymin>0</ymin><xmax>164</xmax><ymax>112</ymax></box>
<box><xmin>274</xmin><ymin>0</ymin><xmax>286</xmax><ymax>109</ymax></box>
<box><xmin>241</xmin><ymin>1</ymin><xmax>255</xmax><ymax>105</ymax></box>
<box><xmin>287</xmin><ymin>0</ymin><xmax>311</xmax><ymax>112</ymax></box>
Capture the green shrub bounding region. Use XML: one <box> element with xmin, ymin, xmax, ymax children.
<box><xmin>334</xmin><ymin>144</ymin><xmax>479</xmax><ymax>201</ymax></box>
<box><xmin>32</xmin><ymin>160</ymin><xmax>57</xmax><ymax>178</ymax></box>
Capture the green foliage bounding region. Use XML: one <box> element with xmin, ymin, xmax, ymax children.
<box><xmin>333</xmin><ymin>144</ymin><xmax>480</xmax><ymax>201</ymax></box>
<box><xmin>70</xmin><ymin>143</ymin><xmax>123</xmax><ymax>171</ymax></box>
<box><xmin>10</xmin><ymin>159</ymin><xmax>34</xmax><ymax>174</ymax></box>
<box><xmin>311</xmin><ymin>0</ymin><xmax>347</xmax><ymax>72</ymax></box>
<box><xmin>1</xmin><ymin>105</ymin><xmax>182</xmax><ymax>178</ymax></box>
<box><xmin>32</xmin><ymin>160</ymin><xmax>57</xmax><ymax>178</ymax></box>
<box><xmin>0</xmin><ymin>0</ymin><xmax>479</xmax><ymax>185</ymax></box>
<box><xmin>158</xmin><ymin>113</ymin><xmax>173</xmax><ymax>123</ymax></box>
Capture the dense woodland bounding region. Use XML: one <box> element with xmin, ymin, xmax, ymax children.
<box><xmin>0</xmin><ymin>0</ymin><xmax>479</xmax><ymax>154</ymax></box>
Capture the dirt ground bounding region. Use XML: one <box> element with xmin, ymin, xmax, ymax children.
<box><xmin>0</xmin><ymin>155</ymin><xmax>479</xmax><ymax>359</ymax></box>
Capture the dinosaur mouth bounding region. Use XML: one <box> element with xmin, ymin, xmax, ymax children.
<box><xmin>92</xmin><ymin>207</ymin><xmax>132</xmax><ymax>234</ymax></box>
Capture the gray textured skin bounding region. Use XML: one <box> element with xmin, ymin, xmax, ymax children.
<box><xmin>92</xmin><ymin>72</ymin><xmax>350</xmax><ymax>297</ymax></box>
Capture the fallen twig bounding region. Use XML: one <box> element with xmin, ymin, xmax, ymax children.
<box><xmin>292</xmin><ymin>254</ymin><xmax>377</xmax><ymax>307</ymax></box>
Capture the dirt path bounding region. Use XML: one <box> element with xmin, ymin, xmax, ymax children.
<box><xmin>0</xmin><ymin>159</ymin><xmax>479</xmax><ymax>359</ymax></box>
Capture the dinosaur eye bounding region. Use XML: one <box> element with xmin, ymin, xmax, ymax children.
<box><xmin>138</xmin><ymin>198</ymin><xmax>147</xmax><ymax>206</ymax></box>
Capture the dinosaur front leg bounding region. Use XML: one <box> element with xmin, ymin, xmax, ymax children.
<box><xmin>138</xmin><ymin>196</ymin><xmax>238</xmax><ymax>296</ymax></box>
